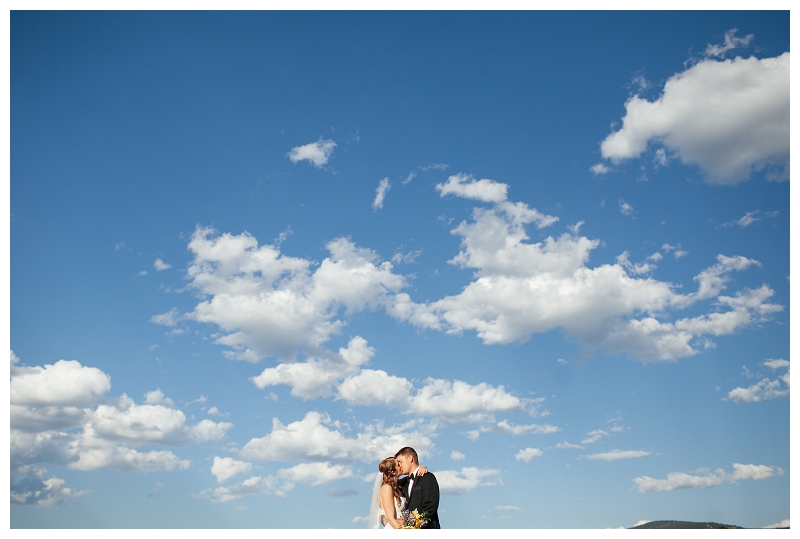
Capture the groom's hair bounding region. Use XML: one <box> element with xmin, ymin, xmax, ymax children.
<box><xmin>395</xmin><ymin>446</ymin><xmax>418</xmax><ymax>465</ymax></box>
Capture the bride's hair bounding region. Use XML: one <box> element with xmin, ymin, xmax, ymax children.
<box><xmin>378</xmin><ymin>457</ymin><xmax>403</xmax><ymax>502</ymax></box>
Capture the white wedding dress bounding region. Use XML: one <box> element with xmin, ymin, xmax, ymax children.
<box><xmin>368</xmin><ymin>472</ymin><xmax>406</xmax><ymax>529</ymax></box>
<box><xmin>377</xmin><ymin>496</ymin><xmax>405</xmax><ymax>529</ymax></box>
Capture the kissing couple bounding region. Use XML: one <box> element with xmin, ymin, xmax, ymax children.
<box><xmin>368</xmin><ymin>446</ymin><xmax>441</xmax><ymax>529</ymax></box>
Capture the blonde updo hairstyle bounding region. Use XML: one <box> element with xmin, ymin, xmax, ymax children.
<box><xmin>378</xmin><ymin>457</ymin><xmax>403</xmax><ymax>502</ymax></box>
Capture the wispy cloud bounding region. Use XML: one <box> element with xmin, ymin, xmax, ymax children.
<box><xmin>420</xmin><ymin>163</ymin><xmax>448</xmax><ymax>171</ymax></box>
<box><xmin>372</xmin><ymin>177</ymin><xmax>391</xmax><ymax>211</ymax></box>
<box><xmin>634</xmin><ymin>463</ymin><xmax>782</xmax><ymax>493</ymax></box>
<box><xmin>720</xmin><ymin>210</ymin><xmax>779</xmax><ymax>228</ymax></box>
<box><xmin>583</xmin><ymin>449</ymin><xmax>650</xmax><ymax>461</ymax></box>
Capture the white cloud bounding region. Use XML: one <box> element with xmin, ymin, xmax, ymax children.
<box><xmin>154</xmin><ymin>258</ymin><xmax>172</xmax><ymax>271</ymax></box>
<box><xmin>403</xmin><ymin>171</ymin><xmax>417</xmax><ymax>184</ymax></box>
<box><xmin>389</xmin><ymin>196</ymin><xmax>779</xmax><ymax>361</ymax></box>
<box><xmin>436</xmin><ymin>467</ymin><xmax>502</xmax><ymax>494</ymax></box>
<box><xmin>495</xmin><ymin>505</ymin><xmax>520</xmax><ymax>511</ymax></box>
<box><xmin>653</xmin><ymin>148</ymin><xmax>667</xmax><ymax>166</ymax></box>
<box><xmin>704</xmin><ymin>28</ymin><xmax>754</xmax><ymax>58</ymax></box>
<box><xmin>238</xmin><ymin>411</ymin><xmax>434</xmax><ymax>464</ymax></box>
<box><xmin>408</xmin><ymin>378</ymin><xmax>525</xmax><ymax>424</ymax></box>
<box><xmin>144</xmin><ymin>389</ymin><xmax>175</xmax><ymax>408</ymax></box>
<box><xmin>182</xmin><ymin>227</ymin><xmax>406</xmax><ymax>362</ymax></box>
<box><xmin>436</xmin><ymin>173</ymin><xmax>509</xmax><ymax>203</ymax></box>
<box><xmin>11</xmin><ymin>467</ymin><xmax>90</xmax><ymax>507</ymax></box>
<box><xmin>211</xmin><ymin>456</ymin><xmax>253</xmax><ymax>484</ymax></box>
<box><xmin>421</xmin><ymin>163</ymin><xmax>448</xmax><ymax>171</ymax></box>
<box><xmin>554</xmin><ymin>442</ymin><xmax>584</xmax><ymax>450</ymax></box>
<box><xmin>633</xmin><ymin>462</ymin><xmax>782</xmax><ymax>493</ymax></box>
<box><xmin>481</xmin><ymin>420</ymin><xmax>559</xmax><ymax>436</ymax></box>
<box><xmin>590</xmin><ymin>163</ymin><xmax>609</xmax><ymax>176</ymax></box>
<box><xmin>207</xmin><ymin>406</ymin><xmax>225</xmax><ymax>417</ymax></box>
<box><xmin>372</xmin><ymin>177</ymin><xmax>391</xmax><ymax>211</ymax></box>
<box><xmin>764</xmin><ymin>358</ymin><xmax>789</xmax><ymax>371</ymax></box>
<box><xmin>451</xmin><ymin>451</ymin><xmax>465</xmax><ymax>461</ymax></box>
<box><xmin>11</xmin><ymin>359</ymin><xmax>111</xmax><ymax>406</ymax></box>
<box><xmin>724</xmin><ymin>210</ymin><xmax>780</xmax><ymax>228</ymax></box>
<box><xmin>619</xmin><ymin>200</ymin><xmax>634</xmax><ymax>216</ymax></box>
<box><xmin>170</xmin><ymin>182</ymin><xmax>781</xmax><ymax>379</ymax></box>
<box><xmin>581</xmin><ymin>430</ymin><xmax>609</xmax><ymax>445</ymax></box>
<box><xmin>763</xmin><ymin>519</ymin><xmax>789</xmax><ymax>529</ymax></box>
<box><xmin>583</xmin><ymin>449</ymin><xmax>650</xmax><ymax>461</ymax></box>
<box><xmin>392</xmin><ymin>249</ymin><xmax>422</xmax><ymax>264</ymax></box>
<box><xmin>599</xmin><ymin>52</ymin><xmax>789</xmax><ymax>184</ymax></box>
<box><xmin>287</xmin><ymin>137</ymin><xmax>336</xmax><ymax>168</ymax></box>
<box><xmin>337</xmin><ymin>369</ymin><xmax>413</xmax><ymax>408</ymax></box>
<box><xmin>515</xmin><ymin>447</ymin><xmax>543</xmax><ymax>463</ymax></box>
<box><xmin>195</xmin><ymin>475</ymin><xmax>288</xmax><ymax>503</ymax></box>
<box><xmin>150</xmin><ymin>307</ymin><xmax>181</xmax><ymax>327</ymax></box>
<box><xmin>727</xmin><ymin>358</ymin><xmax>789</xmax><ymax>404</ymax></box>
<box><xmin>10</xmin><ymin>355</ymin><xmax>230</xmax><ymax>474</ymax></box>
<box><xmin>278</xmin><ymin>462</ymin><xmax>353</xmax><ymax>486</ymax></box>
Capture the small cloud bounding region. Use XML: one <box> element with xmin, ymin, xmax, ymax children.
<box><xmin>287</xmin><ymin>137</ymin><xmax>337</xmax><ymax>168</ymax></box>
<box><xmin>557</xmin><ymin>358</ymin><xmax>567</xmax><ymax>365</ymax></box>
<box><xmin>654</xmin><ymin>148</ymin><xmax>667</xmax><ymax>167</ymax></box>
<box><xmin>420</xmin><ymin>163</ymin><xmax>448</xmax><ymax>171</ymax></box>
<box><xmin>392</xmin><ymin>249</ymin><xmax>422</xmax><ymax>264</ymax></box>
<box><xmin>661</xmin><ymin>244</ymin><xmax>688</xmax><ymax>259</ymax></box>
<box><xmin>154</xmin><ymin>258</ymin><xmax>172</xmax><ymax>271</ymax></box>
<box><xmin>705</xmin><ymin>28</ymin><xmax>754</xmax><ymax>58</ymax></box>
<box><xmin>619</xmin><ymin>199</ymin><xmax>634</xmax><ymax>216</ymax></box>
<box><xmin>451</xmin><ymin>451</ymin><xmax>465</xmax><ymax>461</ymax></box>
<box><xmin>515</xmin><ymin>448</ymin><xmax>543</xmax><ymax>463</ymax></box>
<box><xmin>567</xmin><ymin>222</ymin><xmax>584</xmax><ymax>235</ymax></box>
<box><xmin>208</xmin><ymin>406</ymin><xmax>227</xmax><ymax>417</ymax></box>
<box><xmin>136</xmin><ymin>271</ymin><xmax>148</xmax><ymax>277</ymax></box>
<box><xmin>150</xmin><ymin>307</ymin><xmax>181</xmax><ymax>327</ymax></box>
<box><xmin>554</xmin><ymin>442</ymin><xmax>584</xmax><ymax>450</ymax></box>
<box><xmin>581</xmin><ymin>430</ymin><xmax>609</xmax><ymax>445</ymax></box>
<box><xmin>403</xmin><ymin>172</ymin><xmax>417</xmax><ymax>184</ymax></box>
<box><xmin>724</xmin><ymin>210</ymin><xmax>780</xmax><ymax>228</ymax></box>
<box><xmin>372</xmin><ymin>177</ymin><xmax>391</xmax><ymax>211</ymax></box>
<box><xmin>583</xmin><ymin>449</ymin><xmax>651</xmax><ymax>461</ymax></box>
<box><xmin>147</xmin><ymin>482</ymin><xmax>165</xmax><ymax>498</ymax></box>
<box><xmin>191</xmin><ymin>395</ymin><xmax>208</xmax><ymax>404</ymax></box>
<box><xmin>500</xmin><ymin>515</ymin><xmax>512</xmax><ymax>520</ymax></box>
<box><xmin>495</xmin><ymin>505</ymin><xmax>520</xmax><ymax>511</ymax></box>
<box><xmin>590</xmin><ymin>163</ymin><xmax>609</xmax><ymax>176</ymax></box>
<box><xmin>628</xmin><ymin>73</ymin><xmax>650</xmax><ymax>94</ymax></box>
<box><xmin>148</xmin><ymin>344</ymin><xmax>159</xmax><ymax>351</ymax></box>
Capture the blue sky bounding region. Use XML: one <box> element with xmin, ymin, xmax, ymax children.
<box><xmin>8</xmin><ymin>10</ymin><xmax>791</xmax><ymax>529</ymax></box>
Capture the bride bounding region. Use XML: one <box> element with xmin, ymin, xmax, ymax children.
<box><xmin>368</xmin><ymin>457</ymin><xmax>427</xmax><ymax>529</ymax></box>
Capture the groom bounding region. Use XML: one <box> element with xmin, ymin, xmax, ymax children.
<box><xmin>395</xmin><ymin>446</ymin><xmax>441</xmax><ymax>529</ymax></box>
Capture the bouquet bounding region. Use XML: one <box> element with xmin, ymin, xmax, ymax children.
<box><xmin>399</xmin><ymin>509</ymin><xmax>429</xmax><ymax>529</ymax></box>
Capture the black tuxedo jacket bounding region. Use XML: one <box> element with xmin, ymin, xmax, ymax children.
<box><xmin>399</xmin><ymin>472</ymin><xmax>441</xmax><ymax>529</ymax></box>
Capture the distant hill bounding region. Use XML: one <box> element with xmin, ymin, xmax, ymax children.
<box><xmin>631</xmin><ymin>520</ymin><xmax>744</xmax><ymax>529</ymax></box>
